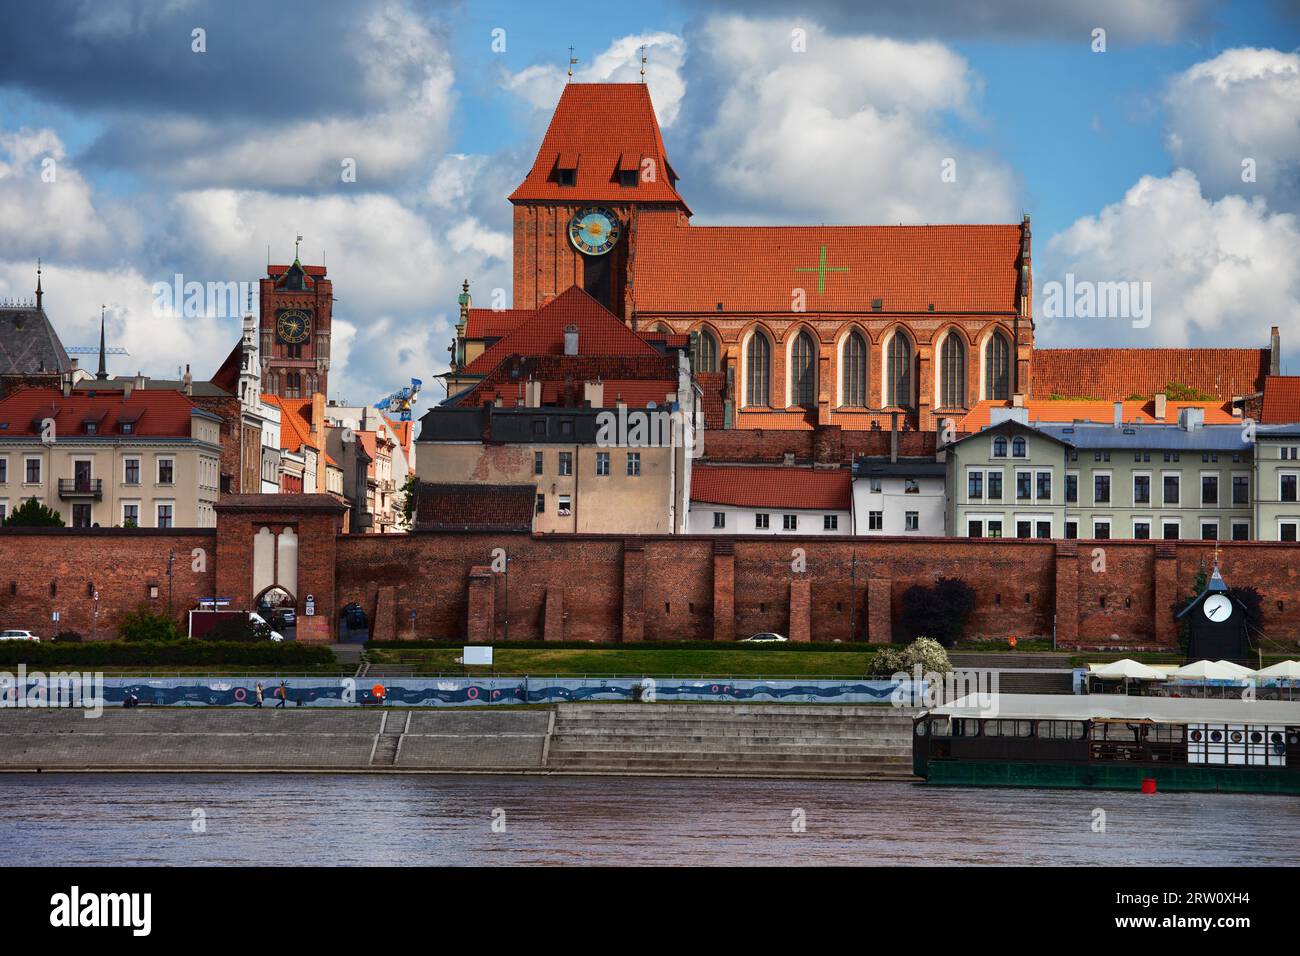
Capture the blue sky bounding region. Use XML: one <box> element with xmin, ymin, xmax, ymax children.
<box><xmin>0</xmin><ymin>0</ymin><xmax>1297</xmax><ymax>401</ymax></box>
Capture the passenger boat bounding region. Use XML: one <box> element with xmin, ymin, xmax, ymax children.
<box><xmin>912</xmin><ymin>694</ymin><xmax>1300</xmax><ymax>793</ymax></box>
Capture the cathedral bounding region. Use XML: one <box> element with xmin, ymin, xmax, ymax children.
<box><xmin>448</xmin><ymin>83</ymin><xmax>1274</xmax><ymax>432</ymax></box>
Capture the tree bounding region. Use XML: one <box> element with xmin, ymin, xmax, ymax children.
<box><xmin>117</xmin><ymin>605</ymin><xmax>183</xmax><ymax>642</ymax></box>
<box><xmin>399</xmin><ymin>473</ymin><xmax>419</xmax><ymax>530</ymax></box>
<box><xmin>899</xmin><ymin>577</ymin><xmax>976</xmax><ymax>647</ymax></box>
<box><xmin>3</xmin><ymin>497</ymin><xmax>64</xmax><ymax>527</ymax></box>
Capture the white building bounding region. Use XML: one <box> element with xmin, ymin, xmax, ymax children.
<box><xmin>687</xmin><ymin>464</ymin><xmax>852</xmax><ymax>535</ymax></box>
<box><xmin>851</xmin><ymin>456</ymin><xmax>946</xmax><ymax>535</ymax></box>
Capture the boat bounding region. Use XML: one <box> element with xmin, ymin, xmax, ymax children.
<box><xmin>912</xmin><ymin>693</ymin><xmax>1300</xmax><ymax>794</ymax></box>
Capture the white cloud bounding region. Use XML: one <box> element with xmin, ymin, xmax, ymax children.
<box><xmin>1039</xmin><ymin>169</ymin><xmax>1300</xmax><ymax>349</ymax></box>
<box><xmin>681</xmin><ymin>16</ymin><xmax>1018</xmax><ymax>224</ymax></box>
<box><xmin>1165</xmin><ymin>47</ymin><xmax>1300</xmax><ymax>213</ymax></box>
<box><xmin>503</xmin><ymin>32</ymin><xmax>687</xmax><ymax>128</ymax></box>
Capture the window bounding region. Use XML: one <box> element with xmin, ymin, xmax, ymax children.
<box><xmin>1281</xmin><ymin>474</ymin><xmax>1298</xmax><ymax>503</ymax></box>
<box><xmin>1231</xmin><ymin>521</ymin><xmax>1249</xmax><ymax>541</ymax></box>
<box><xmin>535</xmin><ymin>493</ymin><xmax>545</xmax><ymax>515</ymax></box>
<box><xmin>619</xmin><ymin>169</ymin><xmax>638</xmax><ymax>188</ymax></box>
<box><xmin>1036</xmin><ymin>471</ymin><xmax>1051</xmax><ymax>501</ymax></box>
<box><xmin>156</xmin><ymin>503</ymin><xmax>174</xmax><ymax>529</ymax></box>
<box><xmin>869</xmin><ymin>477</ymin><xmax>882</xmax><ymax>493</ymax></box>
<box><xmin>967</xmin><ymin>471</ymin><xmax>983</xmax><ymax>499</ymax></box>
<box><xmin>1016</xmin><ymin>520</ymin><xmax>1031</xmax><ymax>539</ymax></box>
<box><xmin>158</xmin><ymin>459</ymin><xmax>175</xmax><ymax>485</ymax></box>
<box><xmin>692</xmin><ymin>329</ymin><xmax>718</xmax><ymax>373</ymax></box>
<box><xmin>1162</xmin><ymin>473</ymin><xmax>1180</xmax><ymax>506</ymax></box>
<box><xmin>987</xmin><ymin>519</ymin><xmax>1002</xmax><ymax>538</ymax></box>
<box><xmin>755</xmin><ymin>513</ymin><xmax>769</xmax><ymax>529</ymax></box>
<box><xmin>777</xmin><ymin>513</ymin><xmax>796</xmax><ymax>530</ymax></box>
<box><xmin>904</xmin><ymin>479</ymin><xmax>919</xmax><ymax>494</ymax></box>
<box><xmin>1036</xmin><ymin>521</ymin><xmax>1051</xmax><ymax>539</ymax></box>
<box><xmin>824</xmin><ymin>514</ymin><xmax>838</xmax><ymax>531</ymax></box>
<box><xmin>1133</xmin><ymin>474</ymin><xmax>1150</xmax><ymax>504</ymax></box>
<box><xmin>557</xmin><ymin>494</ymin><xmax>572</xmax><ymax>516</ymax></box>
<box><xmin>1201</xmin><ymin>474</ymin><xmax>1218</xmax><ymax>506</ymax></box>
<box><xmin>595</xmin><ymin>452</ymin><xmax>610</xmax><ymax>476</ymax></box>
<box><xmin>1093</xmin><ymin>520</ymin><xmax>1111</xmax><ymax>540</ymax></box>
<box><xmin>790</xmin><ymin>331</ymin><xmax>816</xmax><ymax>406</ymax></box>
<box><xmin>746</xmin><ymin>333</ymin><xmax>771</xmax><ymax>406</ymax></box>
<box><xmin>285</xmin><ymin>372</ymin><xmax>301</xmax><ymax>398</ymax></box>
<box><xmin>984</xmin><ymin>332</ymin><xmax>1010</xmax><ymax>400</ymax></box>
<box><xmin>1016</xmin><ymin>470</ymin><xmax>1031</xmax><ymax>501</ymax></box>
<box><xmin>1233</xmin><ymin>475</ymin><xmax>1249</xmax><ymax>505</ymax></box>
<box><xmin>559</xmin><ymin>419</ymin><xmax>573</xmax><ymax>437</ymax></box>
<box><xmin>24</xmin><ymin>458</ymin><xmax>40</xmax><ymax>484</ymax></box>
<box><xmin>1201</xmin><ymin>521</ymin><xmax>1218</xmax><ymax>541</ymax></box>
<box><xmin>0</xmin><ymin>458</ymin><xmax>6</xmax><ymax>483</ymax></box>
<box><xmin>1064</xmin><ymin>521</ymin><xmax>1078</xmax><ymax>540</ymax></box>
<box><xmin>72</xmin><ymin>503</ymin><xmax>92</xmax><ymax>528</ymax></box>
<box><xmin>1011</xmin><ymin>437</ymin><xmax>1026</xmax><ymax>458</ymax></box>
<box><xmin>626</xmin><ymin>452</ymin><xmax>641</xmax><ymax>476</ymax></box>
<box><xmin>558</xmin><ymin>452</ymin><xmax>572</xmax><ymax>476</ymax></box>
<box><xmin>1065</xmin><ymin>473</ymin><xmax>1078</xmax><ymax>504</ymax></box>
<box><xmin>1094</xmin><ymin>474</ymin><xmax>1111</xmax><ymax>504</ymax></box>
<box><xmin>1133</xmin><ymin>519</ymin><xmax>1151</xmax><ymax>540</ymax></box>
<box><xmin>967</xmin><ymin>519</ymin><xmax>983</xmax><ymax>538</ymax></box>
<box><xmin>123</xmin><ymin>503</ymin><xmax>139</xmax><ymax>526</ymax></box>
<box><xmin>1281</xmin><ymin>521</ymin><xmax>1298</xmax><ymax>542</ymax></box>
<box><xmin>533</xmin><ymin>452</ymin><xmax>544</xmax><ymax>475</ymax></box>
<box><xmin>987</xmin><ymin>471</ymin><xmax>1003</xmax><ymax>501</ymax></box>
<box><xmin>905</xmin><ymin>511</ymin><xmax>919</xmax><ymax>531</ymax></box>
<box><xmin>938</xmin><ymin>333</ymin><xmax>966</xmax><ymax>409</ymax></box>
<box><xmin>869</xmin><ymin>511</ymin><xmax>883</xmax><ymax>530</ymax></box>
<box><xmin>842</xmin><ymin>331</ymin><xmax>868</xmax><ymax>406</ymax></box>
<box><xmin>557</xmin><ymin>168</ymin><xmax>576</xmax><ymax>187</ymax></box>
<box><xmin>124</xmin><ymin>458</ymin><xmax>140</xmax><ymax>485</ymax></box>
<box><xmin>885</xmin><ymin>332</ymin><xmax>913</xmax><ymax>408</ymax></box>
<box><xmin>713</xmin><ymin>512</ymin><xmax>726</xmax><ymax>529</ymax></box>
<box><xmin>1162</xmin><ymin>520</ymin><xmax>1180</xmax><ymax>541</ymax></box>
<box><xmin>993</xmin><ymin>437</ymin><xmax>1007</xmax><ymax>458</ymax></box>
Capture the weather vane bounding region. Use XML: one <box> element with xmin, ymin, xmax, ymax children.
<box><xmin>568</xmin><ymin>46</ymin><xmax>577</xmax><ymax>80</ymax></box>
<box><xmin>640</xmin><ymin>44</ymin><xmax>647</xmax><ymax>81</ymax></box>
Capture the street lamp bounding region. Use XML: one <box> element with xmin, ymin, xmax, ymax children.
<box><xmin>167</xmin><ymin>550</ymin><xmax>175</xmax><ymax>619</ymax></box>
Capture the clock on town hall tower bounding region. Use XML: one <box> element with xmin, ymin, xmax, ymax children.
<box><xmin>259</xmin><ymin>241</ymin><xmax>332</xmax><ymax>399</ymax></box>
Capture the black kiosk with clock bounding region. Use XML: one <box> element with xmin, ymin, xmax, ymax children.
<box><xmin>1175</xmin><ymin>564</ymin><xmax>1251</xmax><ymax>663</ymax></box>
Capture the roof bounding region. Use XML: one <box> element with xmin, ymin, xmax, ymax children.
<box><xmin>853</xmin><ymin>456</ymin><xmax>946</xmax><ymax>478</ymax></box>
<box><xmin>948</xmin><ymin>416</ymin><xmax>1073</xmax><ymax>450</ymax></box>
<box><xmin>461</xmin><ymin>286</ymin><xmax>660</xmax><ymax>377</ymax></box>
<box><xmin>1038</xmin><ymin>422</ymin><xmax>1251</xmax><ymax>452</ymax></box>
<box><xmin>0</xmin><ymin>306</ymin><xmax>71</xmax><ymax>375</ymax></box>
<box><xmin>690</xmin><ymin>465</ymin><xmax>851</xmax><ymax>511</ymax></box>
<box><xmin>929</xmin><ymin>693</ymin><xmax>1300</xmax><ymax>725</ymax></box>
<box><xmin>1261</xmin><ymin>376</ymin><xmax>1300</xmax><ymax>424</ymax></box>
<box><xmin>216</xmin><ymin>493</ymin><xmax>345</xmax><ymax>514</ymax></box>
<box><xmin>957</xmin><ymin>399</ymin><xmax>1237</xmax><ymax>430</ymax></box>
<box><xmin>1030</xmin><ymin>348</ymin><xmax>1269</xmax><ymax>402</ymax></box>
<box><xmin>415</xmin><ymin>482</ymin><xmax>536</xmax><ymax>532</ymax></box>
<box><xmin>464</xmin><ymin>308</ymin><xmax>532</xmax><ymax>340</ymax></box>
<box><xmin>98</xmin><ymin>377</ymin><xmax>232</xmax><ymax>398</ymax></box>
<box><xmin>508</xmin><ymin>84</ymin><xmax>687</xmax><ymax>209</ymax></box>
<box><xmin>261</xmin><ymin>394</ymin><xmax>317</xmax><ymax>453</ymax></box>
<box><xmin>459</xmin><ymin>353</ymin><xmax>680</xmax><ymax>409</ymax></box>
<box><xmin>383</xmin><ymin>417</ymin><xmax>414</xmax><ymax>455</ymax></box>
<box><xmin>0</xmin><ymin>386</ymin><xmax>201</xmax><ymax>438</ymax></box>
<box><xmin>630</xmin><ymin>215</ymin><xmax>1023</xmax><ymax>314</ymax></box>
<box><xmin>208</xmin><ymin>340</ymin><xmax>243</xmax><ymax>393</ymax></box>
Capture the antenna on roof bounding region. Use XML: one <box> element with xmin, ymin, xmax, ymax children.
<box><xmin>568</xmin><ymin>46</ymin><xmax>577</xmax><ymax>80</ymax></box>
<box><xmin>640</xmin><ymin>44</ymin><xmax>647</xmax><ymax>82</ymax></box>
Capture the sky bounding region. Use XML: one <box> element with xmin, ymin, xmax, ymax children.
<box><xmin>0</xmin><ymin>0</ymin><xmax>1298</xmax><ymax>407</ymax></box>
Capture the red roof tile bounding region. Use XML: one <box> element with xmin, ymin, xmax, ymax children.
<box><xmin>463</xmin><ymin>354</ymin><xmax>679</xmax><ymax>410</ymax></box>
<box><xmin>957</xmin><ymin>398</ymin><xmax>1238</xmax><ymax>430</ymax></box>
<box><xmin>1261</xmin><ymin>376</ymin><xmax>1300</xmax><ymax>424</ymax></box>
<box><xmin>631</xmin><ymin>215</ymin><xmax>1023</xmax><ymax>314</ymax></box>
<box><xmin>462</xmin><ymin>286</ymin><xmax>660</xmax><ymax>377</ymax></box>
<box><xmin>690</xmin><ymin>465</ymin><xmax>851</xmax><ymax>510</ymax></box>
<box><xmin>415</xmin><ymin>482</ymin><xmax>536</xmax><ymax>532</ymax></box>
<box><xmin>464</xmin><ymin>308</ymin><xmax>533</xmax><ymax>340</ymax></box>
<box><xmin>261</xmin><ymin>394</ymin><xmax>317</xmax><ymax>453</ymax></box>
<box><xmin>0</xmin><ymin>386</ymin><xmax>200</xmax><ymax>437</ymax></box>
<box><xmin>1030</xmin><ymin>348</ymin><xmax>1268</xmax><ymax>402</ymax></box>
<box><xmin>509</xmin><ymin>84</ymin><xmax>687</xmax><ymax>209</ymax></box>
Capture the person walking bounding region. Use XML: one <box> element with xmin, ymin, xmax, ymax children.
<box><xmin>275</xmin><ymin>680</ymin><xmax>288</xmax><ymax>709</ymax></box>
<box><xmin>254</xmin><ymin>682</ymin><xmax>263</xmax><ymax>708</ymax></box>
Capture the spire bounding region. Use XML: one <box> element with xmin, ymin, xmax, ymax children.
<box><xmin>35</xmin><ymin>259</ymin><xmax>42</xmax><ymax>309</ymax></box>
<box><xmin>294</xmin><ymin>233</ymin><xmax>303</xmax><ymax>264</ymax></box>
<box><xmin>96</xmin><ymin>305</ymin><xmax>108</xmax><ymax>380</ymax></box>
<box><xmin>567</xmin><ymin>46</ymin><xmax>577</xmax><ymax>80</ymax></box>
<box><xmin>640</xmin><ymin>44</ymin><xmax>647</xmax><ymax>82</ymax></box>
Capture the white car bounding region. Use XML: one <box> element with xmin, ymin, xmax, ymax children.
<box><xmin>741</xmin><ymin>632</ymin><xmax>788</xmax><ymax>643</ymax></box>
<box><xmin>0</xmin><ymin>630</ymin><xmax>39</xmax><ymax>642</ymax></box>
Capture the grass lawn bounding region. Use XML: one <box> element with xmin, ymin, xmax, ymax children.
<box><xmin>367</xmin><ymin>646</ymin><xmax>880</xmax><ymax>677</ymax></box>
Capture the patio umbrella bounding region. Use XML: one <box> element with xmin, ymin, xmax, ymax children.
<box><xmin>1255</xmin><ymin>660</ymin><xmax>1300</xmax><ymax>679</ymax></box>
<box><xmin>1213</xmin><ymin>660</ymin><xmax>1255</xmax><ymax>678</ymax></box>
<box><xmin>1170</xmin><ymin>660</ymin><xmax>1246</xmax><ymax>681</ymax></box>
<box><xmin>1091</xmin><ymin>659</ymin><xmax>1163</xmax><ymax>680</ymax></box>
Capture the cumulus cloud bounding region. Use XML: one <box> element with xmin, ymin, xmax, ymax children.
<box><xmin>677</xmin><ymin>17</ymin><xmax>1019</xmax><ymax>224</ymax></box>
<box><xmin>1165</xmin><ymin>47</ymin><xmax>1300</xmax><ymax>213</ymax></box>
<box><xmin>1038</xmin><ymin>169</ymin><xmax>1300</xmax><ymax>350</ymax></box>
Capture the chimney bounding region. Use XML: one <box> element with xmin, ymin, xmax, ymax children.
<box><xmin>1113</xmin><ymin>401</ymin><xmax>1123</xmax><ymax>428</ymax></box>
<box><xmin>1154</xmin><ymin>392</ymin><xmax>1167</xmax><ymax>422</ymax></box>
<box><xmin>563</xmin><ymin>324</ymin><xmax>579</xmax><ymax>356</ymax></box>
<box><xmin>1271</xmin><ymin>326</ymin><xmax>1281</xmax><ymax>376</ymax></box>
<box><xmin>1179</xmin><ymin>406</ymin><xmax>1204</xmax><ymax>431</ymax></box>
<box><xmin>61</xmin><ymin>373</ymin><xmax>72</xmax><ymax>399</ymax></box>
<box><xmin>123</xmin><ymin>379</ymin><xmax>133</xmax><ymax>400</ymax></box>
<box><xmin>583</xmin><ymin>380</ymin><xmax>604</xmax><ymax>408</ymax></box>
<box><xmin>134</xmin><ymin>371</ymin><xmax>146</xmax><ymax>390</ymax></box>
<box><xmin>182</xmin><ymin>364</ymin><xmax>193</xmax><ymax>396</ymax></box>
<box><xmin>525</xmin><ymin>379</ymin><xmax>542</xmax><ymax>408</ymax></box>
<box><xmin>782</xmin><ymin>452</ymin><xmax>795</xmax><ymax>467</ymax></box>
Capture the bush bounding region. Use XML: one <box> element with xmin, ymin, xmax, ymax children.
<box><xmin>206</xmin><ymin>616</ymin><xmax>275</xmax><ymax>643</ymax></box>
<box><xmin>117</xmin><ymin>605</ymin><xmax>184</xmax><ymax>643</ymax></box>
<box><xmin>52</xmin><ymin>630</ymin><xmax>83</xmax><ymax>643</ymax></box>
<box><xmin>0</xmin><ymin>640</ymin><xmax>336</xmax><ymax>668</ymax></box>
<box><xmin>899</xmin><ymin>577</ymin><xmax>976</xmax><ymax>647</ymax></box>
<box><xmin>866</xmin><ymin>637</ymin><xmax>953</xmax><ymax>677</ymax></box>
<box><xmin>3</xmin><ymin>497</ymin><xmax>64</xmax><ymax>527</ymax></box>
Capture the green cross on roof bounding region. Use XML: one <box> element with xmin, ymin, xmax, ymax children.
<box><xmin>794</xmin><ymin>245</ymin><xmax>849</xmax><ymax>295</ymax></box>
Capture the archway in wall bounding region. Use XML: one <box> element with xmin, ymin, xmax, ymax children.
<box><xmin>255</xmin><ymin>585</ymin><xmax>298</xmax><ymax>641</ymax></box>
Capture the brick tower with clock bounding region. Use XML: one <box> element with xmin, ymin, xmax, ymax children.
<box><xmin>259</xmin><ymin>248</ymin><xmax>332</xmax><ymax>399</ymax></box>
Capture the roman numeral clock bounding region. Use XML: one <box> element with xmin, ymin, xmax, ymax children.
<box><xmin>568</xmin><ymin>206</ymin><xmax>622</xmax><ymax>312</ymax></box>
<box><xmin>276</xmin><ymin>309</ymin><xmax>311</xmax><ymax>345</ymax></box>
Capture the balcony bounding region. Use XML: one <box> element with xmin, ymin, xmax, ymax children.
<box><xmin>58</xmin><ymin>478</ymin><xmax>103</xmax><ymax>500</ymax></box>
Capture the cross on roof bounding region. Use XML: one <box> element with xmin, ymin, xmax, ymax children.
<box><xmin>794</xmin><ymin>245</ymin><xmax>849</xmax><ymax>295</ymax></box>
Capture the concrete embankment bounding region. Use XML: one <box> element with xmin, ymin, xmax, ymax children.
<box><xmin>0</xmin><ymin>703</ymin><xmax>917</xmax><ymax>779</ymax></box>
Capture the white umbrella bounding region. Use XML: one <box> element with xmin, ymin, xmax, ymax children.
<box><xmin>1170</xmin><ymin>660</ymin><xmax>1246</xmax><ymax>681</ymax></box>
<box><xmin>1214</xmin><ymin>660</ymin><xmax>1255</xmax><ymax>677</ymax></box>
<box><xmin>1091</xmin><ymin>659</ymin><xmax>1163</xmax><ymax>680</ymax></box>
<box><xmin>1255</xmin><ymin>660</ymin><xmax>1300</xmax><ymax>679</ymax></box>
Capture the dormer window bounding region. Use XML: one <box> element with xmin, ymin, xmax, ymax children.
<box><xmin>557</xmin><ymin>168</ymin><xmax>576</xmax><ymax>187</ymax></box>
<box><xmin>619</xmin><ymin>169</ymin><xmax>638</xmax><ymax>188</ymax></box>
<box><xmin>555</xmin><ymin>151</ymin><xmax>578</xmax><ymax>187</ymax></box>
<box><xmin>85</xmin><ymin>422</ymin><xmax>97</xmax><ymax>435</ymax></box>
<box><xmin>120</xmin><ymin>421</ymin><xmax>133</xmax><ymax>434</ymax></box>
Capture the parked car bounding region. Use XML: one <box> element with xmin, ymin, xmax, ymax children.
<box><xmin>741</xmin><ymin>632</ymin><xmax>788</xmax><ymax>643</ymax></box>
<box><xmin>271</xmin><ymin>608</ymin><xmax>296</xmax><ymax>629</ymax></box>
<box><xmin>0</xmin><ymin>630</ymin><xmax>39</xmax><ymax>642</ymax></box>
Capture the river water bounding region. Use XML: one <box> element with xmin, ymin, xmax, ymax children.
<box><xmin>2</xmin><ymin>774</ymin><xmax>1296</xmax><ymax>866</ymax></box>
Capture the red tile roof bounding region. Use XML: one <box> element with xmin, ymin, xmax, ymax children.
<box><xmin>0</xmin><ymin>386</ymin><xmax>200</xmax><ymax>437</ymax></box>
<box><xmin>464</xmin><ymin>308</ymin><xmax>533</xmax><ymax>340</ymax></box>
<box><xmin>383</xmin><ymin>417</ymin><xmax>414</xmax><ymax>455</ymax></box>
<box><xmin>415</xmin><ymin>482</ymin><xmax>536</xmax><ymax>532</ymax></box>
<box><xmin>509</xmin><ymin>84</ymin><xmax>687</xmax><ymax>209</ymax></box>
<box><xmin>267</xmin><ymin>264</ymin><xmax>327</xmax><ymax>277</ymax></box>
<box><xmin>261</xmin><ymin>395</ymin><xmax>318</xmax><ymax>453</ymax></box>
<box><xmin>462</xmin><ymin>354</ymin><xmax>679</xmax><ymax>410</ymax></box>
<box><xmin>209</xmin><ymin>339</ymin><xmax>243</xmax><ymax>393</ymax></box>
<box><xmin>630</xmin><ymin>215</ymin><xmax>1023</xmax><ymax>314</ymax></box>
<box><xmin>1261</xmin><ymin>376</ymin><xmax>1300</xmax><ymax>424</ymax></box>
<box><xmin>690</xmin><ymin>465</ymin><xmax>851</xmax><ymax>510</ymax></box>
<box><xmin>1030</xmin><ymin>348</ymin><xmax>1269</xmax><ymax>402</ymax></box>
<box><xmin>462</xmin><ymin>286</ymin><xmax>660</xmax><ymax>377</ymax></box>
<box><xmin>957</xmin><ymin>398</ymin><xmax>1238</xmax><ymax>430</ymax></box>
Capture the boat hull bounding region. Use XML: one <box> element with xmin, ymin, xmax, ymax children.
<box><xmin>924</xmin><ymin>759</ymin><xmax>1300</xmax><ymax>794</ymax></box>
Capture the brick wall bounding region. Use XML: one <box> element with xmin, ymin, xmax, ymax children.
<box><xmin>193</xmin><ymin>394</ymin><xmax>243</xmax><ymax>493</ymax></box>
<box><xmin>703</xmin><ymin>426</ymin><xmax>938</xmax><ymax>464</ymax></box>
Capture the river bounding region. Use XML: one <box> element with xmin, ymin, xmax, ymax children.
<box><xmin>3</xmin><ymin>774</ymin><xmax>1297</xmax><ymax>866</ymax></box>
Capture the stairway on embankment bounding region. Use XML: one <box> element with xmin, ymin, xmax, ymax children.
<box><xmin>947</xmin><ymin>652</ymin><xmax>1076</xmax><ymax>695</ymax></box>
<box><xmin>545</xmin><ymin>703</ymin><xmax>917</xmax><ymax>780</ymax></box>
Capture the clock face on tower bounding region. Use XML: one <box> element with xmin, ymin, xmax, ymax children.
<box><xmin>276</xmin><ymin>309</ymin><xmax>312</xmax><ymax>344</ymax></box>
<box><xmin>568</xmin><ymin>207</ymin><xmax>621</xmax><ymax>256</ymax></box>
<box><xmin>1203</xmin><ymin>594</ymin><xmax>1233</xmax><ymax>622</ymax></box>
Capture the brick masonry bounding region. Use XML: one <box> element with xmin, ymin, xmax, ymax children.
<box><xmin>3</xmin><ymin>496</ymin><xmax>1300</xmax><ymax>649</ymax></box>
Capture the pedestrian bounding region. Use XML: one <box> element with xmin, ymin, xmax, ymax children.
<box><xmin>254</xmin><ymin>682</ymin><xmax>263</xmax><ymax>708</ymax></box>
<box><xmin>276</xmin><ymin>680</ymin><xmax>287</xmax><ymax>709</ymax></box>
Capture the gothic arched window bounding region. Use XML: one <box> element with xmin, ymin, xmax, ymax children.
<box><xmin>693</xmin><ymin>329</ymin><xmax>718</xmax><ymax>373</ymax></box>
<box><xmin>939</xmin><ymin>333</ymin><xmax>967</xmax><ymax>409</ymax></box>
<box><xmin>985</xmin><ymin>331</ymin><xmax>1011</xmax><ymax>400</ymax></box>
<box><xmin>790</xmin><ymin>331</ymin><xmax>816</xmax><ymax>406</ymax></box>
<box><xmin>746</xmin><ymin>332</ymin><xmax>771</xmax><ymax>407</ymax></box>
<box><xmin>842</xmin><ymin>330</ymin><xmax>868</xmax><ymax>407</ymax></box>
<box><xmin>885</xmin><ymin>332</ymin><xmax>913</xmax><ymax>408</ymax></box>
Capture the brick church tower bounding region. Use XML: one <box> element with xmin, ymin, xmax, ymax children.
<box><xmin>260</xmin><ymin>243</ymin><xmax>332</xmax><ymax>399</ymax></box>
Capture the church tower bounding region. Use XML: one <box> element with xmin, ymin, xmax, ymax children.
<box><xmin>259</xmin><ymin>240</ymin><xmax>332</xmax><ymax>399</ymax></box>
<box><xmin>508</xmin><ymin>83</ymin><xmax>689</xmax><ymax>320</ymax></box>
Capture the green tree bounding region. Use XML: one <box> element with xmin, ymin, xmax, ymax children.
<box><xmin>3</xmin><ymin>497</ymin><xmax>64</xmax><ymax>527</ymax></box>
<box><xmin>117</xmin><ymin>605</ymin><xmax>183</xmax><ymax>642</ymax></box>
<box><xmin>399</xmin><ymin>473</ymin><xmax>419</xmax><ymax>529</ymax></box>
